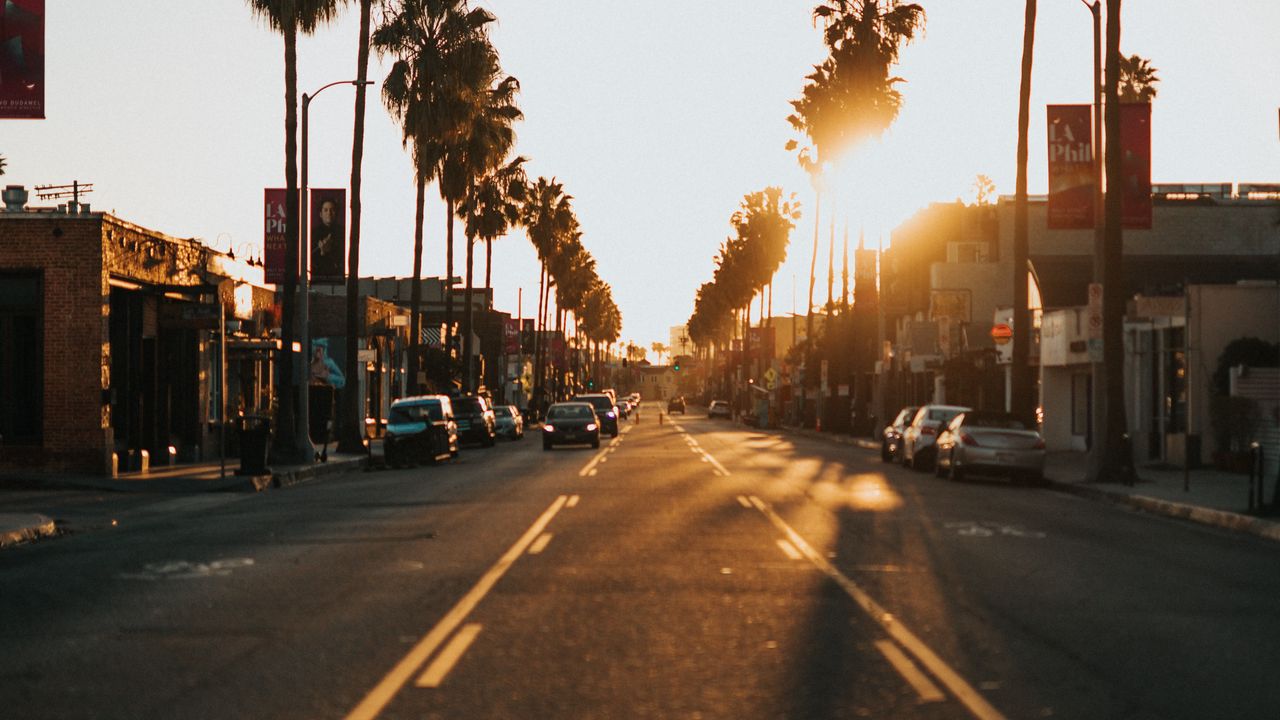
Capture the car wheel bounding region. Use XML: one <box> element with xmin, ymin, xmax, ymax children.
<box><xmin>949</xmin><ymin>459</ymin><xmax>965</xmax><ymax>482</ymax></box>
<box><xmin>880</xmin><ymin>441</ymin><xmax>892</xmax><ymax>463</ymax></box>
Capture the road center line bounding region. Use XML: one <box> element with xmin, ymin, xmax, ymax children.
<box><xmin>528</xmin><ymin>533</ymin><xmax>553</xmax><ymax>555</ymax></box>
<box><xmin>578</xmin><ymin>443</ymin><xmax>612</xmax><ymax>477</ymax></box>
<box><xmin>874</xmin><ymin>640</ymin><xmax>946</xmax><ymax>703</ymax></box>
<box><xmin>775</xmin><ymin>538</ymin><xmax>803</xmax><ymax>560</ymax></box>
<box><xmin>754</xmin><ymin>501</ymin><xmax>1008</xmax><ymax>720</ymax></box>
<box><xmin>736</xmin><ymin>495</ymin><xmax>752</xmax><ymax>508</ymax></box>
<box><xmin>415</xmin><ymin>624</ymin><xmax>484</xmax><ymax>688</ymax></box>
<box><xmin>344</xmin><ymin>495</ymin><xmax>569</xmax><ymax>720</ymax></box>
<box><xmin>567</xmin><ymin>495</ymin><xmax>580</xmax><ymax>508</ymax></box>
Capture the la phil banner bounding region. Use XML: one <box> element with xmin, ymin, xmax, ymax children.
<box><xmin>503</xmin><ymin>318</ymin><xmax>520</xmax><ymax>354</ymax></box>
<box><xmin>310</xmin><ymin>188</ymin><xmax>346</xmax><ymax>285</ymax></box>
<box><xmin>1046</xmin><ymin>105</ymin><xmax>1094</xmax><ymax>229</ymax></box>
<box><xmin>264</xmin><ymin>189</ymin><xmax>290</xmax><ymax>285</ymax></box>
<box><xmin>0</xmin><ymin>0</ymin><xmax>43</xmax><ymax>119</ymax></box>
<box><xmin>1120</xmin><ymin>103</ymin><xmax>1152</xmax><ymax>230</ymax></box>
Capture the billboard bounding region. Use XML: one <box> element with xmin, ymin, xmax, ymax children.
<box><xmin>1046</xmin><ymin>105</ymin><xmax>1095</xmax><ymax>229</ymax></box>
<box><xmin>310</xmin><ymin>188</ymin><xmax>346</xmax><ymax>285</ymax></box>
<box><xmin>0</xmin><ymin>0</ymin><xmax>43</xmax><ymax>119</ymax></box>
<box><xmin>1120</xmin><ymin>103</ymin><xmax>1152</xmax><ymax>230</ymax></box>
<box><xmin>263</xmin><ymin>189</ymin><xmax>289</xmax><ymax>285</ymax></box>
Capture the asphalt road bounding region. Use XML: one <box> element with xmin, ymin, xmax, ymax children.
<box><xmin>2</xmin><ymin>403</ymin><xmax>1278</xmax><ymax>719</ymax></box>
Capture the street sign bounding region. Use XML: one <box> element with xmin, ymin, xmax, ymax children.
<box><xmin>1087</xmin><ymin>282</ymin><xmax>1103</xmax><ymax>340</ymax></box>
<box><xmin>991</xmin><ymin>323</ymin><xmax>1012</xmax><ymax>345</ymax></box>
<box><xmin>763</xmin><ymin>367</ymin><xmax>777</xmax><ymax>390</ymax></box>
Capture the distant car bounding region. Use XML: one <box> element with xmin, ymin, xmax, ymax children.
<box><xmin>708</xmin><ymin>400</ymin><xmax>731</xmax><ymax>419</ymax></box>
<box><xmin>493</xmin><ymin>405</ymin><xmax>524</xmax><ymax>440</ymax></box>
<box><xmin>452</xmin><ymin>395</ymin><xmax>497</xmax><ymax>447</ymax></box>
<box><xmin>572</xmin><ymin>393</ymin><xmax>619</xmax><ymax>437</ymax></box>
<box><xmin>385</xmin><ymin>395</ymin><xmax>458</xmax><ymax>466</ymax></box>
<box><xmin>880</xmin><ymin>406</ymin><xmax>919</xmax><ymax>463</ymax></box>
<box><xmin>615</xmin><ymin>399</ymin><xmax>631</xmax><ymax>420</ymax></box>
<box><xmin>543</xmin><ymin>402</ymin><xmax>601</xmax><ymax>450</ymax></box>
<box><xmin>667</xmin><ymin>396</ymin><xmax>686</xmax><ymax>414</ymax></box>
<box><xmin>935</xmin><ymin>411</ymin><xmax>1046</xmax><ymax>483</ymax></box>
<box><xmin>901</xmin><ymin>404</ymin><xmax>971</xmax><ymax>471</ymax></box>
<box><xmin>628</xmin><ymin>393</ymin><xmax>641</xmax><ymax>407</ymax></box>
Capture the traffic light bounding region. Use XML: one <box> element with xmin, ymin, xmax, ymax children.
<box><xmin>673</xmin><ymin>361</ymin><xmax>681</xmax><ymax>372</ymax></box>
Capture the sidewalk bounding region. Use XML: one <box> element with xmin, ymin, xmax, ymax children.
<box><xmin>0</xmin><ymin>444</ymin><xmax>366</xmax><ymax>548</ymax></box>
<box><xmin>776</xmin><ymin>423</ymin><xmax>1280</xmax><ymax>543</ymax></box>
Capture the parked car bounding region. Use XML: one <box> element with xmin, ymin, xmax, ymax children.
<box><xmin>452</xmin><ymin>395</ymin><xmax>497</xmax><ymax>447</ymax></box>
<box><xmin>880</xmin><ymin>406</ymin><xmax>919</xmax><ymax>463</ymax></box>
<box><xmin>708</xmin><ymin>400</ymin><xmax>731</xmax><ymax>419</ymax></box>
<box><xmin>628</xmin><ymin>393</ymin><xmax>641</xmax><ymax>407</ymax></box>
<box><xmin>935</xmin><ymin>410</ymin><xmax>1047</xmax><ymax>483</ymax></box>
<box><xmin>901</xmin><ymin>404</ymin><xmax>971</xmax><ymax>471</ymax></box>
<box><xmin>667</xmin><ymin>396</ymin><xmax>686</xmax><ymax>414</ymax></box>
<box><xmin>493</xmin><ymin>405</ymin><xmax>524</xmax><ymax>440</ymax></box>
<box><xmin>385</xmin><ymin>395</ymin><xmax>458</xmax><ymax>466</ymax></box>
<box><xmin>572</xmin><ymin>393</ymin><xmax>619</xmax><ymax>437</ymax></box>
<box><xmin>543</xmin><ymin>402</ymin><xmax>601</xmax><ymax>450</ymax></box>
<box><xmin>615</xmin><ymin>399</ymin><xmax>631</xmax><ymax>420</ymax></box>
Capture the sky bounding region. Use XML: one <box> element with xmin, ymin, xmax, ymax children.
<box><xmin>5</xmin><ymin>1</ymin><xmax>1279</xmax><ymax>354</ymax></box>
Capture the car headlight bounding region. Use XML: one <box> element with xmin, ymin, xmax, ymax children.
<box><xmin>543</xmin><ymin>424</ymin><xmax>555</xmax><ymax>432</ymax></box>
<box><xmin>606</xmin><ymin>411</ymin><xmax>616</xmax><ymax>418</ymax></box>
<box><xmin>586</xmin><ymin>423</ymin><xmax>598</xmax><ymax>431</ymax></box>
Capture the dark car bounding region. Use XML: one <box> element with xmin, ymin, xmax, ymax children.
<box><xmin>572</xmin><ymin>393</ymin><xmax>619</xmax><ymax>437</ymax></box>
<box><xmin>880</xmin><ymin>406</ymin><xmax>919</xmax><ymax>463</ymax></box>
<box><xmin>667</xmin><ymin>396</ymin><xmax>686</xmax><ymax>414</ymax></box>
<box><xmin>385</xmin><ymin>395</ymin><xmax>458</xmax><ymax>466</ymax></box>
<box><xmin>543</xmin><ymin>402</ymin><xmax>601</xmax><ymax>450</ymax></box>
<box><xmin>452</xmin><ymin>395</ymin><xmax>497</xmax><ymax>447</ymax></box>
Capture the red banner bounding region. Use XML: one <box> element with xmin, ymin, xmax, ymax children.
<box><xmin>1120</xmin><ymin>103</ymin><xmax>1152</xmax><ymax>230</ymax></box>
<box><xmin>264</xmin><ymin>189</ymin><xmax>289</xmax><ymax>285</ymax></box>
<box><xmin>503</xmin><ymin>318</ymin><xmax>520</xmax><ymax>354</ymax></box>
<box><xmin>0</xmin><ymin>0</ymin><xmax>44</xmax><ymax>119</ymax></box>
<box><xmin>310</xmin><ymin>188</ymin><xmax>346</xmax><ymax>284</ymax></box>
<box><xmin>1046</xmin><ymin>105</ymin><xmax>1095</xmax><ymax>229</ymax></box>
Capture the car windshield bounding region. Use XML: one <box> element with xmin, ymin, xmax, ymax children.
<box><xmin>548</xmin><ymin>405</ymin><xmax>594</xmax><ymax>420</ymax></box>
<box><xmin>390</xmin><ymin>403</ymin><xmax>442</xmax><ymax>423</ymax></box>
<box><xmin>454</xmin><ymin>398</ymin><xmax>484</xmax><ymax>414</ymax></box>
<box><xmin>574</xmin><ymin>396</ymin><xmax>612</xmax><ymax>411</ymax></box>
<box><xmin>964</xmin><ymin>413</ymin><xmax>1027</xmax><ymax>430</ymax></box>
<box><xmin>493</xmin><ymin>407</ymin><xmax>512</xmax><ymax>417</ymax></box>
<box><xmin>927</xmin><ymin>408</ymin><xmax>964</xmax><ymax>424</ymax></box>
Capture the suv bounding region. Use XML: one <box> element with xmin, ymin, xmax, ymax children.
<box><xmin>451</xmin><ymin>395</ymin><xmax>497</xmax><ymax>447</ymax></box>
<box><xmin>667</xmin><ymin>396</ymin><xmax>686</xmax><ymax>414</ymax></box>
<box><xmin>385</xmin><ymin>395</ymin><xmax>458</xmax><ymax>466</ymax></box>
<box><xmin>572</xmin><ymin>393</ymin><xmax>619</xmax><ymax>437</ymax></box>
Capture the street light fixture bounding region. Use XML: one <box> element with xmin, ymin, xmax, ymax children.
<box><xmin>297</xmin><ymin>79</ymin><xmax>375</xmax><ymax>460</ymax></box>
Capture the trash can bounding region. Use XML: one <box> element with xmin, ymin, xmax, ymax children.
<box><xmin>237</xmin><ymin>415</ymin><xmax>271</xmax><ymax>476</ymax></box>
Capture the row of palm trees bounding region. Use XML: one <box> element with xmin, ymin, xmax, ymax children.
<box><xmin>247</xmin><ymin>0</ymin><xmax>619</xmax><ymax>458</ymax></box>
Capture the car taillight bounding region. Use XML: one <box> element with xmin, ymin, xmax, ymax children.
<box><xmin>960</xmin><ymin>432</ymin><xmax>979</xmax><ymax>446</ymax></box>
<box><xmin>921</xmin><ymin>426</ymin><xmax>936</xmax><ymax>436</ymax></box>
<box><xmin>543</xmin><ymin>424</ymin><xmax>555</xmax><ymax>432</ymax></box>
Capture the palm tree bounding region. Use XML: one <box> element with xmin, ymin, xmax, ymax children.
<box><xmin>247</xmin><ymin>0</ymin><xmax>342</xmax><ymax>464</ymax></box>
<box><xmin>337</xmin><ymin>0</ymin><xmax>375</xmax><ymax>454</ymax></box>
<box><xmin>521</xmin><ymin>177</ymin><xmax>575</xmax><ymax>411</ymax></box>
<box><xmin>374</xmin><ymin>0</ymin><xmax>494</xmax><ymax>389</ymax></box>
<box><xmin>1118</xmin><ymin>53</ymin><xmax>1159</xmax><ymax>103</ymax></box>
<box><xmin>1012</xmin><ymin>0</ymin><xmax>1037</xmax><ymax>426</ymax></box>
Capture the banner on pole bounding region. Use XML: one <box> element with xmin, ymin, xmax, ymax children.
<box><xmin>1120</xmin><ymin>103</ymin><xmax>1152</xmax><ymax>230</ymax></box>
<box><xmin>1046</xmin><ymin>105</ymin><xmax>1095</xmax><ymax>229</ymax></box>
<box><xmin>310</xmin><ymin>188</ymin><xmax>346</xmax><ymax>285</ymax></box>
<box><xmin>263</xmin><ymin>189</ymin><xmax>289</xmax><ymax>285</ymax></box>
<box><xmin>0</xmin><ymin>0</ymin><xmax>44</xmax><ymax>119</ymax></box>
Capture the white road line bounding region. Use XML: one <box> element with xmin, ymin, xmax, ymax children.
<box><xmin>578</xmin><ymin>444</ymin><xmax>611</xmax><ymax>477</ymax></box>
<box><xmin>753</xmin><ymin>502</ymin><xmax>1008</xmax><ymax>720</ymax></box>
<box><xmin>736</xmin><ymin>495</ymin><xmax>752</xmax><ymax>508</ymax></box>
<box><xmin>344</xmin><ymin>496</ymin><xmax>569</xmax><ymax>720</ymax></box>
<box><xmin>567</xmin><ymin>495</ymin><xmax>580</xmax><ymax>508</ymax></box>
<box><xmin>528</xmin><ymin>533</ymin><xmax>553</xmax><ymax>555</ymax></box>
<box><xmin>775</xmin><ymin>538</ymin><xmax>803</xmax><ymax>561</ymax></box>
<box><xmin>588</xmin><ymin>468</ymin><xmax>598</xmax><ymax>477</ymax></box>
<box><xmin>748</xmin><ymin>496</ymin><xmax>765</xmax><ymax>511</ymax></box>
<box><xmin>415</xmin><ymin>624</ymin><xmax>484</xmax><ymax>688</ymax></box>
<box><xmin>701</xmin><ymin>451</ymin><xmax>731</xmax><ymax>477</ymax></box>
<box><xmin>875</xmin><ymin>640</ymin><xmax>945</xmax><ymax>703</ymax></box>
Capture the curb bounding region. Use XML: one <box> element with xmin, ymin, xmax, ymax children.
<box><xmin>0</xmin><ymin>513</ymin><xmax>57</xmax><ymax>547</ymax></box>
<box><xmin>1046</xmin><ymin>480</ymin><xmax>1280</xmax><ymax>543</ymax></box>
<box><xmin>272</xmin><ymin>455</ymin><xmax>365</xmax><ymax>489</ymax></box>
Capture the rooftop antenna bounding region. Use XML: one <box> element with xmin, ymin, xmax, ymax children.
<box><xmin>34</xmin><ymin>180</ymin><xmax>94</xmax><ymax>204</ymax></box>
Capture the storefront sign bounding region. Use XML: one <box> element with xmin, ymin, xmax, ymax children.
<box><xmin>1046</xmin><ymin>105</ymin><xmax>1094</xmax><ymax>229</ymax></box>
<box><xmin>0</xmin><ymin>0</ymin><xmax>44</xmax><ymax>119</ymax></box>
<box><xmin>264</xmin><ymin>189</ymin><xmax>289</xmax><ymax>285</ymax></box>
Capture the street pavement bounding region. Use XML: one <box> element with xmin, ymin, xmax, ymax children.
<box><xmin>1</xmin><ymin>403</ymin><xmax>1279</xmax><ymax>719</ymax></box>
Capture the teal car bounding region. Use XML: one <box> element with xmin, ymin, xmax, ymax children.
<box><xmin>385</xmin><ymin>395</ymin><xmax>459</xmax><ymax>466</ymax></box>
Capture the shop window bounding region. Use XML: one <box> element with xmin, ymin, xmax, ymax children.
<box><xmin>0</xmin><ymin>273</ymin><xmax>43</xmax><ymax>444</ymax></box>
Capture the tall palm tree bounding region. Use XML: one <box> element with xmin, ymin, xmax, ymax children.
<box><xmin>374</xmin><ymin>0</ymin><xmax>493</xmax><ymax>389</ymax></box>
<box><xmin>338</xmin><ymin>0</ymin><xmax>375</xmax><ymax>454</ymax></box>
<box><xmin>453</xmin><ymin>58</ymin><xmax>524</xmax><ymax>392</ymax></box>
<box><xmin>1012</xmin><ymin>0</ymin><xmax>1037</xmax><ymax>425</ymax></box>
<box><xmin>247</xmin><ymin>0</ymin><xmax>342</xmax><ymax>464</ymax></box>
<box><xmin>521</xmin><ymin>177</ymin><xmax>575</xmax><ymax>408</ymax></box>
<box><xmin>1118</xmin><ymin>53</ymin><xmax>1159</xmax><ymax>103</ymax></box>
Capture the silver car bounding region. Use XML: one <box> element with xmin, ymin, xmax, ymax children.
<box><xmin>935</xmin><ymin>410</ymin><xmax>1046</xmax><ymax>483</ymax></box>
<box><xmin>901</xmin><ymin>404</ymin><xmax>971</xmax><ymax>471</ymax></box>
<box><xmin>493</xmin><ymin>405</ymin><xmax>525</xmax><ymax>440</ymax></box>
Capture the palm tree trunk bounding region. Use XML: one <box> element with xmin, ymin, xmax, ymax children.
<box><xmin>272</xmin><ymin>21</ymin><xmax>300</xmax><ymax>463</ymax></box>
<box><xmin>463</xmin><ymin>234</ymin><xmax>476</xmax><ymax>392</ymax></box>
<box><xmin>533</xmin><ymin>262</ymin><xmax>547</xmax><ymax>412</ymax></box>
<box><xmin>445</xmin><ymin>200</ymin><xmax>456</xmax><ymax>373</ymax></box>
<box><xmin>806</xmin><ymin>191</ymin><xmax>821</xmax><ymax>352</ymax></box>
<box><xmin>1012</xmin><ymin>0</ymin><xmax>1036</xmax><ymax>424</ymax></box>
<box><xmin>338</xmin><ymin>0</ymin><xmax>373</xmax><ymax>454</ymax></box>
<box><xmin>484</xmin><ymin>238</ymin><xmax>493</xmax><ymax>292</ymax></box>
<box><xmin>409</xmin><ymin>170</ymin><xmax>427</xmax><ymax>391</ymax></box>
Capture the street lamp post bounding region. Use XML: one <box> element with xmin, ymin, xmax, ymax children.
<box><xmin>298</xmin><ymin>79</ymin><xmax>374</xmax><ymax>461</ymax></box>
<box><xmin>1079</xmin><ymin>0</ymin><xmax>1109</xmax><ymax>480</ymax></box>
